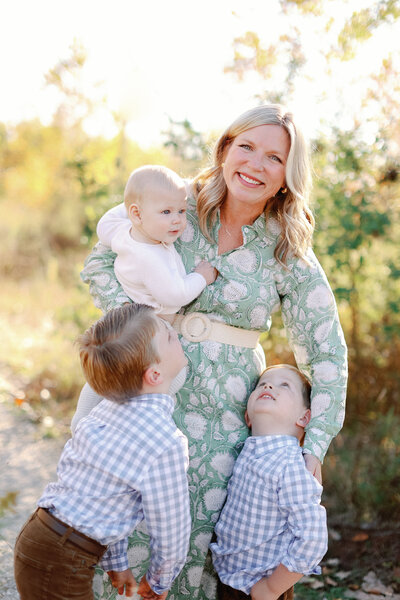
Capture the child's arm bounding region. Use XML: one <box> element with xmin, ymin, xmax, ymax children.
<box><xmin>277</xmin><ymin>459</ymin><xmax>328</xmax><ymax>577</ymax></box>
<box><xmin>97</xmin><ymin>203</ymin><xmax>129</xmax><ymax>246</ymax></box>
<box><xmin>70</xmin><ymin>383</ymin><xmax>103</xmax><ymax>434</ymax></box>
<box><xmin>141</xmin><ymin>437</ymin><xmax>191</xmax><ymax>596</ymax></box>
<box><xmin>251</xmin><ymin>565</ymin><xmax>302</xmax><ymax>600</ymax></box>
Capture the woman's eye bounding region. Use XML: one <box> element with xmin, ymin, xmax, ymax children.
<box><xmin>179</xmin><ymin>209</ymin><xmax>186</xmax><ymax>214</ymax></box>
<box><xmin>270</xmin><ymin>155</ymin><xmax>282</xmax><ymax>163</ymax></box>
<box><xmin>162</xmin><ymin>210</ymin><xmax>171</xmax><ymax>215</ymax></box>
<box><xmin>281</xmin><ymin>382</ymin><xmax>289</xmax><ymax>388</ymax></box>
<box><xmin>239</xmin><ymin>144</ymin><xmax>252</xmax><ymax>151</ymax></box>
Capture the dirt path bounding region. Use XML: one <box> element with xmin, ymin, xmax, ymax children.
<box><xmin>0</xmin><ymin>400</ymin><xmax>66</xmax><ymax>599</ymax></box>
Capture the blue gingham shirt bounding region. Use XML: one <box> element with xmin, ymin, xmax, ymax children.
<box><xmin>38</xmin><ymin>394</ymin><xmax>191</xmax><ymax>594</ymax></box>
<box><xmin>210</xmin><ymin>435</ymin><xmax>327</xmax><ymax>594</ymax></box>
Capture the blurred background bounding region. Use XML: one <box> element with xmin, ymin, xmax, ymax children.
<box><xmin>1</xmin><ymin>0</ymin><xmax>399</xmax><ymax>541</ymax></box>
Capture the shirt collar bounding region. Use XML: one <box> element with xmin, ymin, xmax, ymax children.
<box><xmin>215</xmin><ymin>210</ymin><xmax>268</xmax><ymax>245</ymax></box>
<box><xmin>105</xmin><ymin>393</ymin><xmax>175</xmax><ymax>416</ymax></box>
<box><xmin>246</xmin><ymin>434</ymin><xmax>300</xmax><ymax>457</ymax></box>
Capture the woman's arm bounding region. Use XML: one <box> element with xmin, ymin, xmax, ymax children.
<box><xmin>81</xmin><ymin>242</ymin><xmax>131</xmax><ymax>313</ymax></box>
<box><xmin>276</xmin><ymin>249</ymin><xmax>348</xmax><ymax>463</ymax></box>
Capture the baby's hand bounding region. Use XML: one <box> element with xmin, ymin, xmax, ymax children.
<box><xmin>194</xmin><ymin>261</ymin><xmax>218</xmax><ymax>285</ymax></box>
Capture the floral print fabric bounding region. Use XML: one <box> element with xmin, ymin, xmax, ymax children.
<box><xmin>82</xmin><ymin>198</ymin><xmax>347</xmax><ymax>600</ymax></box>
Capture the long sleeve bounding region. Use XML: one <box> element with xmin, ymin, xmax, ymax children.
<box><xmin>141</xmin><ymin>441</ymin><xmax>191</xmax><ymax>594</ymax></box>
<box><xmin>97</xmin><ymin>202</ymin><xmax>130</xmax><ymax>246</ymax></box>
<box><xmin>277</xmin><ymin>459</ymin><xmax>328</xmax><ymax>574</ymax></box>
<box><xmin>276</xmin><ymin>250</ymin><xmax>348</xmax><ymax>462</ymax></box>
<box><xmin>81</xmin><ymin>241</ymin><xmax>130</xmax><ymax>313</ymax></box>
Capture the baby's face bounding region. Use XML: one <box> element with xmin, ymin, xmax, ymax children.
<box><xmin>246</xmin><ymin>367</ymin><xmax>306</xmax><ymax>434</ymax></box>
<box><xmin>138</xmin><ymin>186</ymin><xmax>187</xmax><ymax>244</ymax></box>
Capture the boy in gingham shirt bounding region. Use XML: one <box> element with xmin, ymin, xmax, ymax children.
<box><xmin>14</xmin><ymin>304</ymin><xmax>191</xmax><ymax>600</ymax></box>
<box><xmin>211</xmin><ymin>364</ymin><xmax>328</xmax><ymax>600</ymax></box>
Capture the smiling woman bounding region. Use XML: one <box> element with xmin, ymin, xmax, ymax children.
<box><xmin>77</xmin><ymin>104</ymin><xmax>347</xmax><ymax>600</ymax></box>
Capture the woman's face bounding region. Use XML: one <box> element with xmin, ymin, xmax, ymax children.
<box><xmin>222</xmin><ymin>124</ymin><xmax>290</xmax><ymax>212</ymax></box>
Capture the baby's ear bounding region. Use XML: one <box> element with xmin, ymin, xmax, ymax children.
<box><xmin>296</xmin><ymin>408</ymin><xmax>311</xmax><ymax>429</ymax></box>
<box><xmin>244</xmin><ymin>409</ymin><xmax>252</xmax><ymax>429</ymax></box>
<box><xmin>128</xmin><ymin>203</ymin><xmax>142</xmax><ymax>224</ymax></box>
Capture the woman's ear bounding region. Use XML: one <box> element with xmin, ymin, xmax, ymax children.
<box><xmin>128</xmin><ymin>203</ymin><xmax>142</xmax><ymax>224</ymax></box>
<box><xmin>244</xmin><ymin>409</ymin><xmax>252</xmax><ymax>429</ymax></box>
<box><xmin>296</xmin><ymin>408</ymin><xmax>311</xmax><ymax>429</ymax></box>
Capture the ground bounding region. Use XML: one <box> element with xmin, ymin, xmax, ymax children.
<box><xmin>1</xmin><ymin>398</ymin><xmax>399</xmax><ymax>600</ymax></box>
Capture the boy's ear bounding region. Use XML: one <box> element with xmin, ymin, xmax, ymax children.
<box><xmin>143</xmin><ymin>366</ymin><xmax>163</xmax><ymax>387</ymax></box>
<box><xmin>296</xmin><ymin>408</ymin><xmax>311</xmax><ymax>429</ymax></box>
<box><xmin>244</xmin><ymin>409</ymin><xmax>252</xmax><ymax>429</ymax></box>
<box><xmin>128</xmin><ymin>203</ymin><xmax>142</xmax><ymax>224</ymax></box>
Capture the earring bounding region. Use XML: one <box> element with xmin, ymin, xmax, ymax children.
<box><xmin>280</xmin><ymin>187</ymin><xmax>287</xmax><ymax>194</ymax></box>
<box><xmin>221</xmin><ymin>162</ymin><xmax>225</xmax><ymax>167</ymax></box>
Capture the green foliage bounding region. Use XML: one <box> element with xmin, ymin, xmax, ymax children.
<box><xmin>324</xmin><ymin>410</ymin><xmax>400</xmax><ymax>522</ymax></box>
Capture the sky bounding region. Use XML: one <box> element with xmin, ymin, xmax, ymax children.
<box><xmin>2</xmin><ymin>0</ymin><xmax>398</xmax><ymax>146</ymax></box>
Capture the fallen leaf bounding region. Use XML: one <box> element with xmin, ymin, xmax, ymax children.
<box><xmin>362</xmin><ymin>571</ymin><xmax>394</xmax><ymax>596</ymax></box>
<box><xmin>326</xmin><ymin>576</ymin><xmax>338</xmax><ymax>586</ymax></box>
<box><xmin>327</xmin><ymin>558</ymin><xmax>341</xmax><ymax>567</ymax></box>
<box><xmin>349</xmin><ymin>585</ymin><xmax>360</xmax><ymax>590</ymax></box>
<box><xmin>310</xmin><ymin>580</ymin><xmax>325</xmax><ymax>590</ymax></box>
<box><xmin>351</xmin><ymin>533</ymin><xmax>369</xmax><ymax>542</ymax></box>
<box><xmin>336</xmin><ymin>571</ymin><xmax>353</xmax><ymax>580</ymax></box>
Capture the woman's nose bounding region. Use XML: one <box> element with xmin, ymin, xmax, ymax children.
<box><xmin>248</xmin><ymin>152</ymin><xmax>264</xmax><ymax>171</ymax></box>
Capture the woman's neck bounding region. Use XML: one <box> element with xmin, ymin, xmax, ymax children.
<box><xmin>220</xmin><ymin>200</ymin><xmax>264</xmax><ymax>229</ymax></box>
<box><xmin>218</xmin><ymin>201</ymin><xmax>264</xmax><ymax>255</ymax></box>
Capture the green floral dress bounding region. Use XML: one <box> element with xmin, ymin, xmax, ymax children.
<box><xmin>82</xmin><ymin>199</ymin><xmax>347</xmax><ymax>600</ymax></box>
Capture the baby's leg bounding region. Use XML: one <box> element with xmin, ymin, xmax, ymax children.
<box><xmin>70</xmin><ymin>383</ymin><xmax>103</xmax><ymax>434</ymax></box>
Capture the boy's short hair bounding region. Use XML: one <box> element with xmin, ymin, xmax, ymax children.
<box><xmin>262</xmin><ymin>364</ymin><xmax>311</xmax><ymax>409</ymax></box>
<box><xmin>78</xmin><ymin>304</ymin><xmax>160</xmax><ymax>403</ymax></box>
<box><xmin>124</xmin><ymin>165</ymin><xmax>186</xmax><ymax>210</ymax></box>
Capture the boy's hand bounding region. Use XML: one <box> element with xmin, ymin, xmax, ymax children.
<box><xmin>107</xmin><ymin>569</ymin><xmax>137</xmax><ymax>597</ymax></box>
<box><xmin>138</xmin><ymin>575</ymin><xmax>168</xmax><ymax>599</ymax></box>
<box><xmin>303</xmin><ymin>454</ymin><xmax>322</xmax><ymax>484</ymax></box>
<box><xmin>194</xmin><ymin>261</ymin><xmax>218</xmax><ymax>285</ymax></box>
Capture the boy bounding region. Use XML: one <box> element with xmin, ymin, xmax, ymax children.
<box><xmin>211</xmin><ymin>364</ymin><xmax>328</xmax><ymax>600</ymax></box>
<box><xmin>14</xmin><ymin>304</ymin><xmax>191</xmax><ymax>600</ymax></box>
<box><xmin>96</xmin><ymin>164</ymin><xmax>217</xmax><ymax>315</ymax></box>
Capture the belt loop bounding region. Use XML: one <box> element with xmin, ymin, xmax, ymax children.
<box><xmin>57</xmin><ymin>525</ymin><xmax>74</xmax><ymax>546</ymax></box>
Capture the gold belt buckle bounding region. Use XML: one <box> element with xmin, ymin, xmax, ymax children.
<box><xmin>180</xmin><ymin>313</ymin><xmax>212</xmax><ymax>342</ymax></box>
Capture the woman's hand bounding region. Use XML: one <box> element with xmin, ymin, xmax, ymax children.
<box><xmin>303</xmin><ymin>454</ymin><xmax>322</xmax><ymax>484</ymax></box>
<box><xmin>137</xmin><ymin>575</ymin><xmax>168</xmax><ymax>599</ymax></box>
<box><xmin>107</xmin><ymin>569</ymin><xmax>137</xmax><ymax>597</ymax></box>
<box><xmin>194</xmin><ymin>260</ymin><xmax>218</xmax><ymax>285</ymax></box>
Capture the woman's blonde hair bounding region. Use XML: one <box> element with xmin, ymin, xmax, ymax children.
<box><xmin>193</xmin><ymin>105</ymin><xmax>315</xmax><ymax>265</ymax></box>
<box><xmin>78</xmin><ymin>304</ymin><xmax>160</xmax><ymax>403</ymax></box>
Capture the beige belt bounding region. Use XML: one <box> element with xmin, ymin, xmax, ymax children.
<box><xmin>164</xmin><ymin>312</ymin><xmax>260</xmax><ymax>348</ymax></box>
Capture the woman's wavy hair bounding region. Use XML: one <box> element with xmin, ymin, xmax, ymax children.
<box><xmin>193</xmin><ymin>104</ymin><xmax>315</xmax><ymax>265</ymax></box>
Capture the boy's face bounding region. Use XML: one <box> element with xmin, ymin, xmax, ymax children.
<box><xmin>136</xmin><ymin>186</ymin><xmax>187</xmax><ymax>244</ymax></box>
<box><xmin>246</xmin><ymin>367</ymin><xmax>308</xmax><ymax>435</ymax></box>
<box><xmin>154</xmin><ymin>318</ymin><xmax>188</xmax><ymax>381</ymax></box>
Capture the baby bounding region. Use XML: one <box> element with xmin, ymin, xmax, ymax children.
<box><xmin>96</xmin><ymin>164</ymin><xmax>217</xmax><ymax>315</ymax></box>
<box><xmin>211</xmin><ymin>364</ymin><xmax>328</xmax><ymax>600</ymax></box>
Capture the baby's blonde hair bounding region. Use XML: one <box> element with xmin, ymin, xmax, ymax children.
<box><xmin>124</xmin><ymin>165</ymin><xmax>186</xmax><ymax>210</ymax></box>
<box><xmin>78</xmin><ymin>304</ymin><xmax>160</xmax><ymax>403</ymax></box>
<box><xmin>193</xmin><ymin>105</ymin><xmax>315</xmax><ymax>265</ymax></box>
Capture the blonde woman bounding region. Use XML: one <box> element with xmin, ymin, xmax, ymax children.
<box><xmin>79</xmin><ymin>105</ymin><xmax>347</xmax><ymax>600</ymax></box>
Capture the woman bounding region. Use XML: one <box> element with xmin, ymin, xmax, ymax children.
<box><xmin>80</xmin><ymin>105</ymin><xmax>347</xmax><ymax>600</ymax></box>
